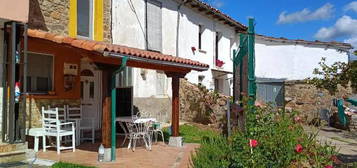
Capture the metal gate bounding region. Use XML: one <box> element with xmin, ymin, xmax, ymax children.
<box><xmin>256</xmin><ymin>78</ymin><xmax>285</xmax><ymax>107</ymax></box>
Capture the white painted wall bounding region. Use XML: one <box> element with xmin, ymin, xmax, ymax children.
<box><xmin>255</xmin><ymin>40</ymin><xmax>350</xmax><ymax>80</ymax></box>
<box><xmin>112</xmin><ymin>0</ymin><xmax>239</xmax><ymax>97</ymax></box>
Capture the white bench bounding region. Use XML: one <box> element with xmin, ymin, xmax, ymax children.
<box><xmin>27</xmin><ymin>128</ymin><xmax>45</xmax><ymax>152</ymax></box>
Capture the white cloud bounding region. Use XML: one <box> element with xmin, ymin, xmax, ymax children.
<box><xmin>314</xmin><ymin>16</ymin><xmax>357</xmax><ymax>41</ymax></box>
<box><xmin>344</xmin><ymin>1</ymin><xmax>357</xmax><ymax>13</ymax></box>
<box><xmin>344</xmin><ymin>36</ymin><xmax>357</xmax><ymax>48</ymax></box>
<box><xmin>212</xmin><ymin>0</ymin><xmax>224</xmax><ymax>8</ymax></box>
<box><xmin>277</xmin><ymin>3</ymin><xmax>334</xmax><ymax>24</ymax></box>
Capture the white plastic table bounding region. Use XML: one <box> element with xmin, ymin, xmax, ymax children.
<box><xmin>28</xmin><ymin>128</ymin><xmax>45</xmax><ymax>152</ymax></box>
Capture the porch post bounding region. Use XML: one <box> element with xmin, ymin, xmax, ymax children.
<box><xmin>166</xmin><ymin>72</ymin><xmax>186</xmax><ymax>147</ymax></box>
<box><xmin>171</xmin><ymin>75</ymin><xmax>179</xmax><ymax>137</ymax></box>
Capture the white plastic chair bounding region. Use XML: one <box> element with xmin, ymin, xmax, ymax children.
<box><xmin>41</xmin><ymin>107</ymin><xmax>75</xmax><ymax>154</ymax></box>
<box><xmin>67</xmin><ymin>105</ymin><xmax>95</xmax><ymax>143</ymax></box>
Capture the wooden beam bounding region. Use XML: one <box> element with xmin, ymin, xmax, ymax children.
<box><xmin>102</xmin><ymin>97</ymin><xmax>111</xmax><ymax>148</ymax></box>
<box><xmin>171</xmin><ymin>75</ymin><xmax>180</xmax><ymax>137</ymax></box>
<box><xmin>101</xmin><ymin>70</ymin><xmax>111</xmax><ymax>148</ymax></box>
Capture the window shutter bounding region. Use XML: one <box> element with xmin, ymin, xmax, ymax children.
<box><xmin>147</xmin><ymin>0</ymin><xmax>162</xmax><ymax>52</ymax></box>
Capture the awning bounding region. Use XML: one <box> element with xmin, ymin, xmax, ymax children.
<box><xmin>27</xmin><ymin>29</ymin><xmax>209</xmax><ymax>71</ymax></box>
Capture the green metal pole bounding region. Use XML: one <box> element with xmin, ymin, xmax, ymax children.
<box><xmin>247</xmin><ymin>18</ymin><xmax>256</xmax><ymax>106</ymax></box>
<box><xmin>111</xmin><ymin>88</ymin><xmax>116</xmax><ymax>161</ymax></box>
<box><xmin>111</xmin><ymin>56</ymin><xmax>128</xmax><ymax>161</ymax></box>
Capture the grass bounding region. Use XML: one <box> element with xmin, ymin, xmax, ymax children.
<box><xmin>51</xmin><ymin>162</ymin><xmax>96</xmax><ymax>168</ymax></box>
<box><xmin>163</xmin><ymin>124</ymin><xmax>218</xmax><ymax>143</ymax></box>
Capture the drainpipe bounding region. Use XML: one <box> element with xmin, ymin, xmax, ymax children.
<box><xmin>176</xmin><ymin>0</ymin><xmax>187</xmax><ymax>57</ymax></box>
<box><xmin>111</xmin><ymin>56</ymin><xmax>128</xmax><ymax>161</ymax></box>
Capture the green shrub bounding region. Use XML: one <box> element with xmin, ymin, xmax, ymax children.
<box><xmin>51</xmin><ymin>162</ymin><xmax>96</xmax><ymax>168</ymax></box>
<box><xmin>191</xmin><ymin>103</ymin><xmax>337</xmax><ymax>168</ymax></box>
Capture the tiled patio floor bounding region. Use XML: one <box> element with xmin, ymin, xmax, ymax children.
<box><xmin>37</xmin><ymin>142</ymin><xmax>199</xmax><ymax>168</ymax></box>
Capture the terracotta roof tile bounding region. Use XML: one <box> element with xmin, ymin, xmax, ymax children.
<box><xmin>28</xmin><ymin>29</ymin><xmax>209</xmax><ymax>69</ymax></box>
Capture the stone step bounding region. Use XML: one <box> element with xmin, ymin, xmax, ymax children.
<box><xmin>0</xmin><ymin>143</ymin><xmax>28</xmax><ymax>164</ymax></box>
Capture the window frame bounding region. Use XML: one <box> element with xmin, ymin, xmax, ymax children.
<box><xmin>198</xmin><ymin>25</ymin><xmax>203</xmax><ymax>50</ymax></box>
<box><xmin>146</xmin><ymin>0</ymin><xmax>163</xmax><ymax>52</ymax></box>
<box><xmin>76</xmin><ymin>0</ymin><xmax>94</xmax><ymax>39</ymax></box>
<box><xmin>27</xmin><ymin>52</ymin><xmax>55</xmax><ymax>94</ymax></box>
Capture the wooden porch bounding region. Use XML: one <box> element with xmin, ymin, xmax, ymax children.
<box><xmin>26</xmin><ymin>29</ymin><xmax>208</xmax><ymax>160</ymax></box>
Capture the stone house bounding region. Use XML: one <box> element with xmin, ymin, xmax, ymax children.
<box><xmin>111</xmin><ymin>0</ymin><xmax>247</xmax><ymax>121</ymax></box>
<box><xmin>254</xmin><ymin>34</ymin><xmax>354</xmax><ymax>122</ymax></box>
<box><xmin>1</xmin><ymin>0</ymin><xmax>211</xmax><ymax>161</ymax></box>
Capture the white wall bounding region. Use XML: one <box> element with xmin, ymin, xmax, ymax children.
<box><xmin>112</xmin><ymin>0</ymin><xmax>239</xmax><ymax>96</ymax></box>
<box><xmin>255</xmin><ymin>40</ymin><xmax>350</xmax><ymax>80</ymax></box>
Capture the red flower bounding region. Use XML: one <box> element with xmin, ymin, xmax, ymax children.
<box><xmin>294</xmin><ymin>116</ymin><xmax>301</xmax><ymax>123</ymax></box>
<box><xmin>325</xmin><ymin>165</ymin><xmax>333</xmax><ymax>168</ymax></box>
<box><xmin>249</xmin><ymin>139</ymin><xmax>258</xmax><ymax>148</ymax></box>
<box><xmin>295</xmin><ymin>144</ymin><xmax>303</xmax><ymax>153</ymax></box>
<box><xmin>216</xmin><ymin>59</ymin><xmax>225</xmax><ymax>67</ymax></box>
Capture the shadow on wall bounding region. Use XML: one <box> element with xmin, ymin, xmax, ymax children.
<box><xmin>28</xmin><ymin>0</ymin><xmax>48</xmax><ymax>31</ymax></box>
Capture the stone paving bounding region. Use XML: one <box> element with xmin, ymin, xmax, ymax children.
<box><xmin>305</xmin><ymin>126</ymin><xmax>357</xmax><ymax>164</ymax></box>
<box><xmin>35</xmin><ymin>142</ymin><xmax>199</xmax><ymax>168</ymax></box>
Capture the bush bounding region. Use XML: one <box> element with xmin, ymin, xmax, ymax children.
<box><xmin>191</xmin><ymin>103</ymin><xmax>337</xmax><ymax>168</ymax></box>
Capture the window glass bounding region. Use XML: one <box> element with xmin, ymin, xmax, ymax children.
<box><xmin>89</xmin><ymin>81</ymin><xmax>94</xmax><ymax>98</ymax></box>
<box><xmin>77</xmin><ymin>0</ymin><xmax>92</xmax><ymax>38</ymax></box>
<box><xmin>146</xmin><ymin>0</ymin><xmax>162</xmax><ymax>52</ymax></box>
<box><xmin>80</xmin><ymin>81</ymin><xmax>83</xmax><ymax>98</ymax></box>
<box><xmin>27</xmin><ymin>53</ymin><xmax>53</xmax><ymax>93</ymax></box>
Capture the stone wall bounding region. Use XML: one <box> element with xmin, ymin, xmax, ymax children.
<box><xmin>133</xmin><ymin>97</ymin><xmax>172</xmax><ymax>123</ymax></box>
<box><xmin>179</xmin><ymin>79</ymin><xmax>228</xmax><ymax>130</ymax></box>
<box><xmin>285</xmin><ymin>80</ymin><xmax>353</xmax><ymax>123</ymax></box>
<box><xmin>29</xmin><ymin>0</ymin><xmax>111</xmax><ymax>42</ymax></box>
<box><xmin>26</xmin><ymin>97</ymin><xmax>80</xmax><ymax>128</ymax></box>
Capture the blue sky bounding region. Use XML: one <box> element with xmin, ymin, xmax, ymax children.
<box><xmin>203</xmin><ymin>0</ymin><xmax>357</xmax><ymax>49</ymax></box>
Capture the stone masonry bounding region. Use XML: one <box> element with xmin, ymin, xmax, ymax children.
<box><xmin>26</xmin><ymin>97</ymin><xmax>80</xmax><ymax>128</ymax></box>
<box><xmin>29</xmin><ymin>0</ymin><xmax>112</xmax><ymax>42</ymax></box>
<box><xmin>285</xmin><ymin>80</ymin><xmax>353</xmax><ymax>124</ymax></box>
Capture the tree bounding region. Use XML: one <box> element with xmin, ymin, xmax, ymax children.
<box><xmin>308</xmin><ymin>58</ymin><xmax>357</xmax><ymax>94</ymax></box>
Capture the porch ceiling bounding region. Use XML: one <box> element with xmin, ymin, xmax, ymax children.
<box><xmin>27</xmin><ymin>29</ymin><xmax>209</xmax><ymax>72</ymax></box>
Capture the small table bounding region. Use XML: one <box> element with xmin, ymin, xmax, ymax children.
<box><xmin>28</xmin><ymin>128</ymin><xmax>45</xmax><ymax>152</ymax></box>
<box><xmin>116</xmin><ymin>116</ymin><xmax>157</xmax><ymax>146</ymax></box>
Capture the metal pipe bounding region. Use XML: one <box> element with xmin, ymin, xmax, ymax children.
<box><xmin>104</xmin><ymin>51</ymin><xmax>208</xmax><ymax>71</ymax></box>
<box><xmin>22</xmin><ymin>23</ymin><xmax>28</xmax><ymax>142</ymax></box>
<box><xmin>2</xmin><ymin>22</ymin><xmax>10</xmax><ymax>142</ymax></box>
<box><xmin>9</xmin><ymin>22</ymin><xmax>16</xmax><ymax>143</ymax></box>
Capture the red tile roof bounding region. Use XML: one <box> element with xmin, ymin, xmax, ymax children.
<box><xmin>27</xmin><ymin>29</ymin><xmax>209</xmax><ymax>70</ymax></box>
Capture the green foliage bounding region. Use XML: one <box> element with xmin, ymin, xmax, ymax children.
<box><xmin>191</xmin><ymin>104</ymin><xmax>337</xmax><ymax>168</ymax></box>
<box><xmin>307</xmin><ymin>57</ymin><xmax>357</xmax><ymax>94</ymax></box>
<box><xmin>163</xmin><ymin>124</ymin><xmax>218</xmax><ymax>143</ymax></box>
<box><xmin>52</xmin><ymin>162</ymin><xmax>96</xmax><ymax>168</ymax></box>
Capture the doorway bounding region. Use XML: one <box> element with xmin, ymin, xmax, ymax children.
<box><xmin>80</xmin><ymin>61</ymin><xmax>102</xmax><ymax>129</ymax></box>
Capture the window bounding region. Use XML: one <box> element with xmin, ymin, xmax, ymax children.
<box><xmin>215</xmin><ymin>32</ymin><xmax>221</xmax><ymax>61</ymax></box>
<box><xmin>198</xmin><ymin>75</ymin><xmax>205</xmax><ymax>85</ymax></box>
<box><xmin>214</xmin><ymin>78</ymin><xmax>220</xmax><ymax>92</ymax></box>
<box><xmin>116</xmin><ymin>67</ymin><xmax>132</xmax><ymax>87</ymax></box>
<box><xmin>146</xmin><ymin>0</ymin><xmax>162</xmax><ymax>52</ymax></box>
<box><xmin>156</xmin><ymin>71</ymin><xmax>166</xmax><ymax>95</ymax></box>
<box><xmin>77</xmin><ymin>0</ymin><xmax>93</xmax><ymax>38</ymax></box>
<box><xmin>198</xmin><ymin>25</ymin><xmax>204</xmax><ymax>50</ymax></box>
<box><xmin>27</xmin><ymin>53</ymin><xmax>53</xmax><ymax>93</ymax></box>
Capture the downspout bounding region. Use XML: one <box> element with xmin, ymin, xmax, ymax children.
<box><xmin>111</xmin><ymin>56</ymin><xmax>128</xmax><ymax>161</ymax></box>
<box><xmin>176</xmin><ymin>0</ymin><xmax>187</xmax><ymax>57</ymax></box>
